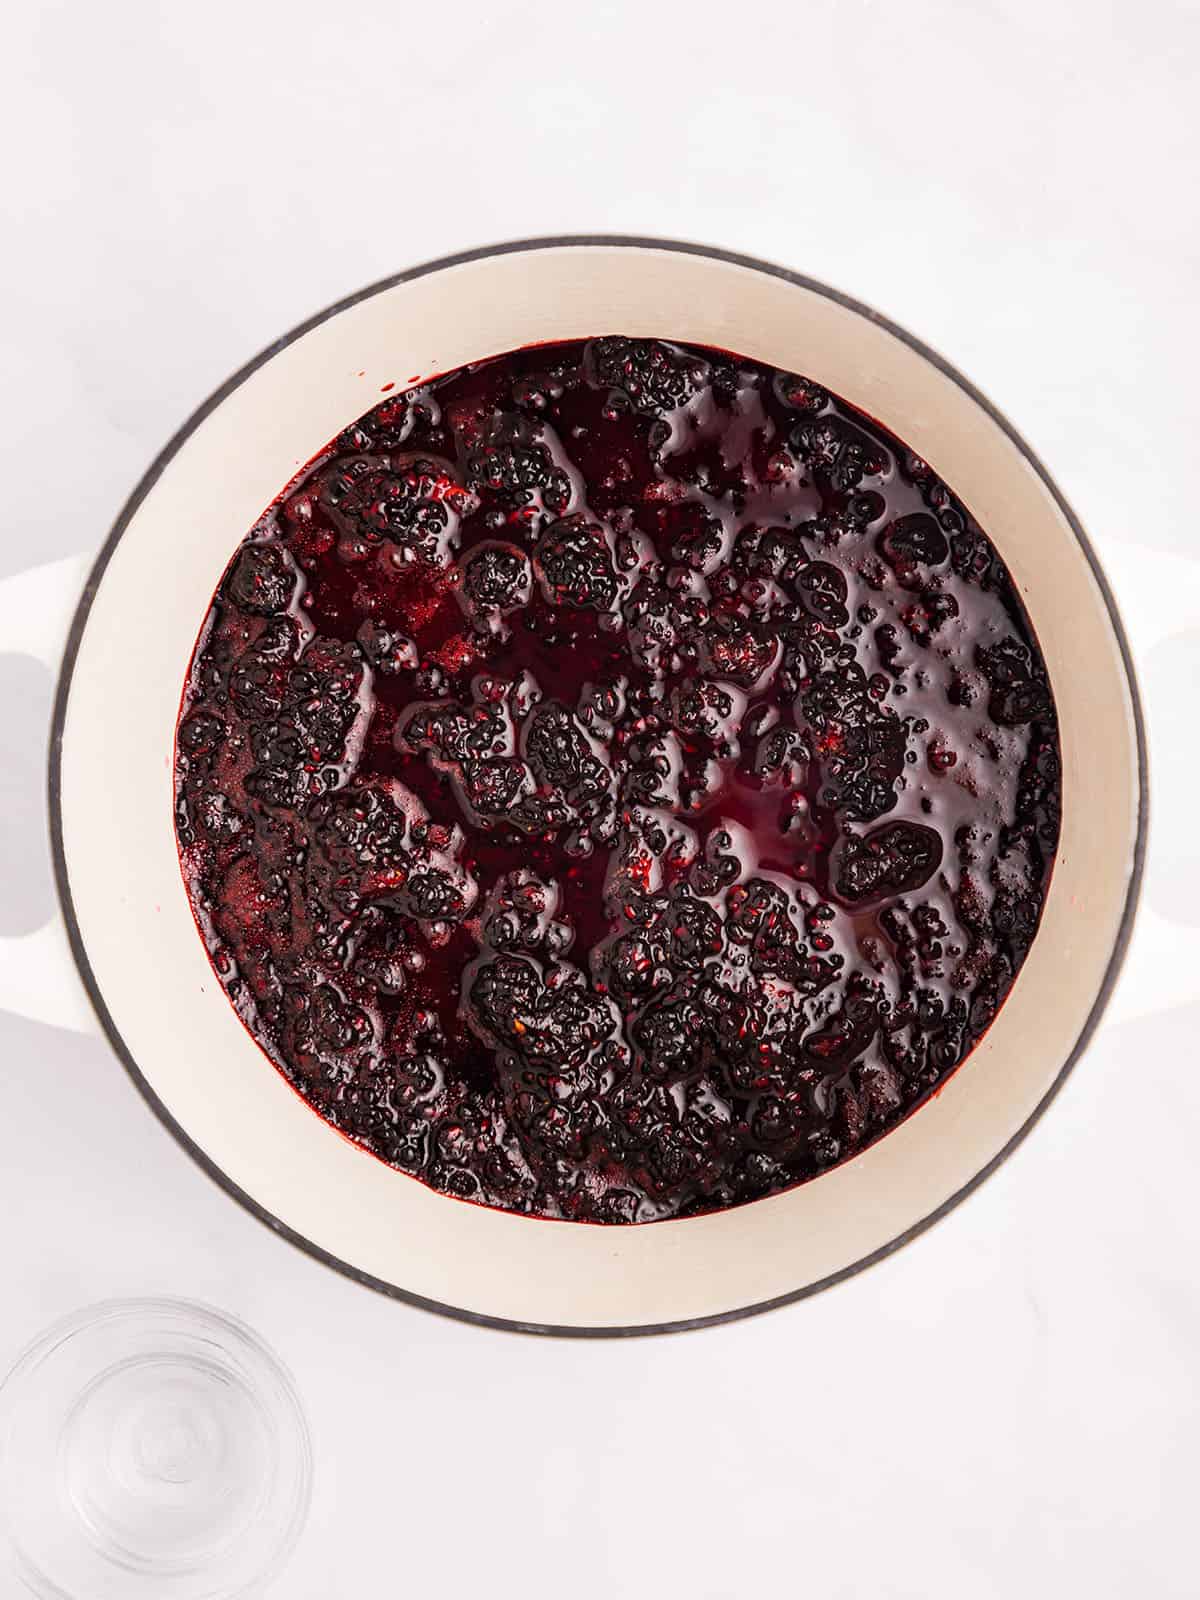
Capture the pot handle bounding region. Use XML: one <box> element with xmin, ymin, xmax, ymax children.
<box><xmin>0</xmin><ymin>552</ymin><xmax>100</xmax><ymax>1034</ymax></box>
<box><xmin>1094</xmin><ymin>540</ymin><xmax>1200</xmax><ymax>1026</ymax></box>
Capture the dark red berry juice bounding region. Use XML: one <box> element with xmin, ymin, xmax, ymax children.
<box><xmin>174</xmin><ymin>338</ymin><xmax>1060</xmax><ymax>1223</ymax></box>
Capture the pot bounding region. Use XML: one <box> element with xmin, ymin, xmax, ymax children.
<box><xmin>1</xmin><ymin>239</ymin><xmax>1155</xmax><ymax>1334</ymax></box>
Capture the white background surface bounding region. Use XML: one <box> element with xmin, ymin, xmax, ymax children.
<box><xmin>2</xmin><ymin>2</ymin><xmax>1198</xmax><ymax>1595</ymax></box>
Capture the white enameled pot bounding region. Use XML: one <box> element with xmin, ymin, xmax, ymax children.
<box><xmin>0</xmin><ymin>238</ymin><xmax>1162</xmax><ymax>1334</ymax></box>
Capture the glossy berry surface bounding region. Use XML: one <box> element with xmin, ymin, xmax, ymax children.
<box><xmin>174</xmin><ymin>338</ymin><xmax>1060</xmax><ymax>1223</ymax></box>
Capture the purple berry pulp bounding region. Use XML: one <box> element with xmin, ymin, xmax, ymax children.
<box><xmin>174</xmin><ymin>338</ymin><xmax>1060</xmax><ymax>1223</ymax></box>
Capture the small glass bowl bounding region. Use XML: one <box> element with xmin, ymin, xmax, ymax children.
<box><xmin>0</xmin><ymin>1298</ymin><xmax>312</xmax><ymax>1599</ymax></box>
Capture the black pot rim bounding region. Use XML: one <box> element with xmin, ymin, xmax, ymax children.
<box><xmin>47</xmin><ymin>234</ymin><xmax>1149</xmax><ymax>1339</ymax></box>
